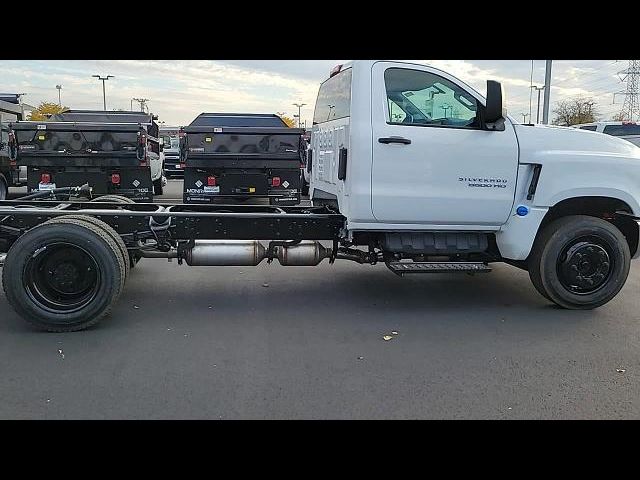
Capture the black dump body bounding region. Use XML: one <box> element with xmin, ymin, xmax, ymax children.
<box><xmin>182</xmin><ymin>113</ymin><xmax>304</xmax><ymax>205</ymax></box>
<box><xmin>10</xmin><ymin>110</ymin><xmax>160</xmax><ymax>202</ymax></box>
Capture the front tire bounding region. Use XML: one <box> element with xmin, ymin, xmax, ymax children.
<box><xmin>528</xmin><ymin>215</ymin><xmax>631</xmax><ymax>309</ymax></box>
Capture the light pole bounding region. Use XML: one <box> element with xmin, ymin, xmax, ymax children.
<box><xmin>531</xmin><ymin>85</ymin><xmax>545</xmax><ymax>123</ymax></box>
<box><xmin>56</xmin><ymin>85</ymin><xmax>62</xmax><ymax>106</ymax></box>
<box><xmin>92</xmin><ymin>75</ymin><xmax>114</xmax><ymax>110</ymax></box>
<box><xmin>542</xmin><ymin>60</ymin><xmax>553</xmax><ymax>124</ymax></box>
<box><xmin>293</xmin><ymin>103</ymin><xmax>306</xmax><ymax>128</ymax></box>
<box><xmin>528</xmin><ymin>60</ymin><xmax>534</xmax><ymax>122</ymax></box>
<box><xmin>521</xmin><ymin>113</ymin><xmax>530</xmax><ymax>124</ymax></box>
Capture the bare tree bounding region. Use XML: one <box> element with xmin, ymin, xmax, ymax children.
<box><xmin>612</xmin><ymin>112</ymin><xmax>629</xmax><ymax>121</ymax></box>
<box><xmin>552</xmin><ymin>97</ymin><xmax>599</xmax><ymax>126</ymax></box>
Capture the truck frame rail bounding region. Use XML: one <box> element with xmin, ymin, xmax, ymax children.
<box><xmin>0</xmin><ymin>199</ymin><xmax>345</xmax><ymax>247</ymax></box>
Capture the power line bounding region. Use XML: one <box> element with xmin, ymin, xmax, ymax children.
<box><xmin>613</xmin><ymin>60</ymin><xmax>640</xmax><ymax>121</ymax></box>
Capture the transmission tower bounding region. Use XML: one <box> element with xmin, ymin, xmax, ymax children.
<box><xmin>132</xmin><ymin>97</ymin><xmax>149</xmax><ymax>113</ymax></box>
<box><xmin>613</xmin><ymin>60</ymin><xmax>640</xmax><ymax>121</ymax></box>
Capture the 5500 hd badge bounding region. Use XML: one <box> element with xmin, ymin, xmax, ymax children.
<box><xmin>459</xmin><ymin>177</ymin><xmax>508</xmax><ymax>188</ymax></box>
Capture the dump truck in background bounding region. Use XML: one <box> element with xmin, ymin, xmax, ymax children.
<box><xmin>0</xmin><ymin>94</ymin><xmax>28</xmax><ymax>200</ymax></box>
<box><xmin>9</xmin><ymin>110</ymin><xmax>164</xmax><ymax>202</ymax></box>
<box><xmin>181</xmin><ymin>113</ymin><xmax>305</xmax><ymax>205</ymax></box>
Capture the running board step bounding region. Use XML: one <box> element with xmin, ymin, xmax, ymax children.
<box><xmin>386</xmin><ymin>261</ymin><xmax>491</xmax><ymax>276</ymax></box>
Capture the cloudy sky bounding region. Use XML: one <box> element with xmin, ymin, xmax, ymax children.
<box><xmin>0</xmin><ymin>60</ymin><xmax>631</xmax><ymax>126</ymax></box>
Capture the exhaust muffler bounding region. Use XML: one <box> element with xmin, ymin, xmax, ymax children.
<box><xmin>275</xmin><ymin>241</ymin><xmax>331</xmax><ymax>266</ymax></box>
<box><xmin>180</xmin><ymin>240</ymin><xmax>332</xmax><ymax>267</ymax></box>
<box><xmin>184</xmin><ymin>240</ymin><xmax>267</xmax><ymax>266</ymax></box>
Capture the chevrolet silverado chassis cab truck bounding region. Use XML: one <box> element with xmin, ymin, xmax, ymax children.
<box><xmin>2</xmin><ymin>60</ymin><xmax>640</xmax><ymax>332</ymax></box>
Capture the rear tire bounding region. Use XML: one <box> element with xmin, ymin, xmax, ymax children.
<box><xmin>2</xmin><ymin>219</ymin><xmax>126</xmax><ymax>332</ymax></box>
<box><xmin>528</xmin><ymin>215</ymin><xmax>630</xmax><ymax>309</ymax></box>
<box><xmin>90</xmin><ymin>195</ymin><xmax>140</xmax><ymax>267</ymax></box>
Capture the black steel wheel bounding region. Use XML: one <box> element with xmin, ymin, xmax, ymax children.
<box><xmin>528</xmin><ymin>215</ymin><xmax>630</xmax><ymax>309</ymax></box>
<box><xmin>556</xmin><ymin>236</ymin><xmax>613</xmax><ymax>295</ymax></box>
<box><xmin>23</xmin><ymin>242</ymin><xmax>101</xmax><ymax>313</ymax></box>
<box><xmin>46</xmin><ymin>215</ymin><xmax>130</xmax><ymax>282</ymax></box>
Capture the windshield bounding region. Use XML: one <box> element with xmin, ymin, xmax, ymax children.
<box><xmin>162</xmin><ymin>136</ymin><xmax>180</xmax><ymax>148</ymax></box>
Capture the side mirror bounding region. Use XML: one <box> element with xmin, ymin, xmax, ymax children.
<box><xmin>484</xmin><ymin>80</ymin><xmax>506</xmax><ymax>131</ymax></box>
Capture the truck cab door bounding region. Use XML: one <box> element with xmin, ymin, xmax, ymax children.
<box><xmin>371</xmin><ymin>62</ymin><xmax>519</xmax><ymax>227</ymax></box>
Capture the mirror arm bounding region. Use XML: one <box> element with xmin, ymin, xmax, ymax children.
<box><xmin>484</xmin><ymin>117</ymin><xmax>506</xmax><ymax>131</ymax></box>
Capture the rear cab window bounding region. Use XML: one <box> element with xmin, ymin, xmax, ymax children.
<box><xmin>579</xmin><ymin>125</ymin><xmax>598</xmax><ymax>131</ymax></box>
<box><xmin>313</xmin><ymin>68</ymin><xmax>353</xmax><ymax>125</ymax></box>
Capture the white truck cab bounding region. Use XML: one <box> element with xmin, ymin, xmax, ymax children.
<box><xmin>308</xmin><ymin>60</ymin><xmax>640</xmax><ymax>309</ymax></box>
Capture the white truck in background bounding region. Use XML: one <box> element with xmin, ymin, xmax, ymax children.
<box><xmin>3</xmin><ymin>60</ymin><xmax>640</xmax><ymax>332</ymax></box>
<box><xmin>572</xmin><ymin>121</ymin><xmax>640</xmax><ymax>147</ymax></box>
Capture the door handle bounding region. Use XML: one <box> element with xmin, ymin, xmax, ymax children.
<box><xmin>378</xmin><ymin>136</ymin><xmax>411</xmax><ymax>145</ymax></box>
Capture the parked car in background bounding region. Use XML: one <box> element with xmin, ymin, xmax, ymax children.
<box><xmin>573</xmin><ymin>121</ymin><xmax>640</xmax><ymax>147</ymax></box>
<box><xmin>160</xmin><ymin>126</ymin><xmax>183</xmax><ymax>178</ymax></box>
<box><xmin>300</xmin><ymin>130</ymin><xmax>310</xmax><ymax>196</ymax></box>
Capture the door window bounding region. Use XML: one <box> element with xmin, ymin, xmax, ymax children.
<box><xmin>384</xmin><ymin>68</ymin><xmax>479</xmax><ymax>128</ymax></box>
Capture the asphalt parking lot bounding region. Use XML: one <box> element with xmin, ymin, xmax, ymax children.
<box><xmin>2</xmin><ymin>179</ymin><xmax>640</xmax><ymax>419</ymax></box>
